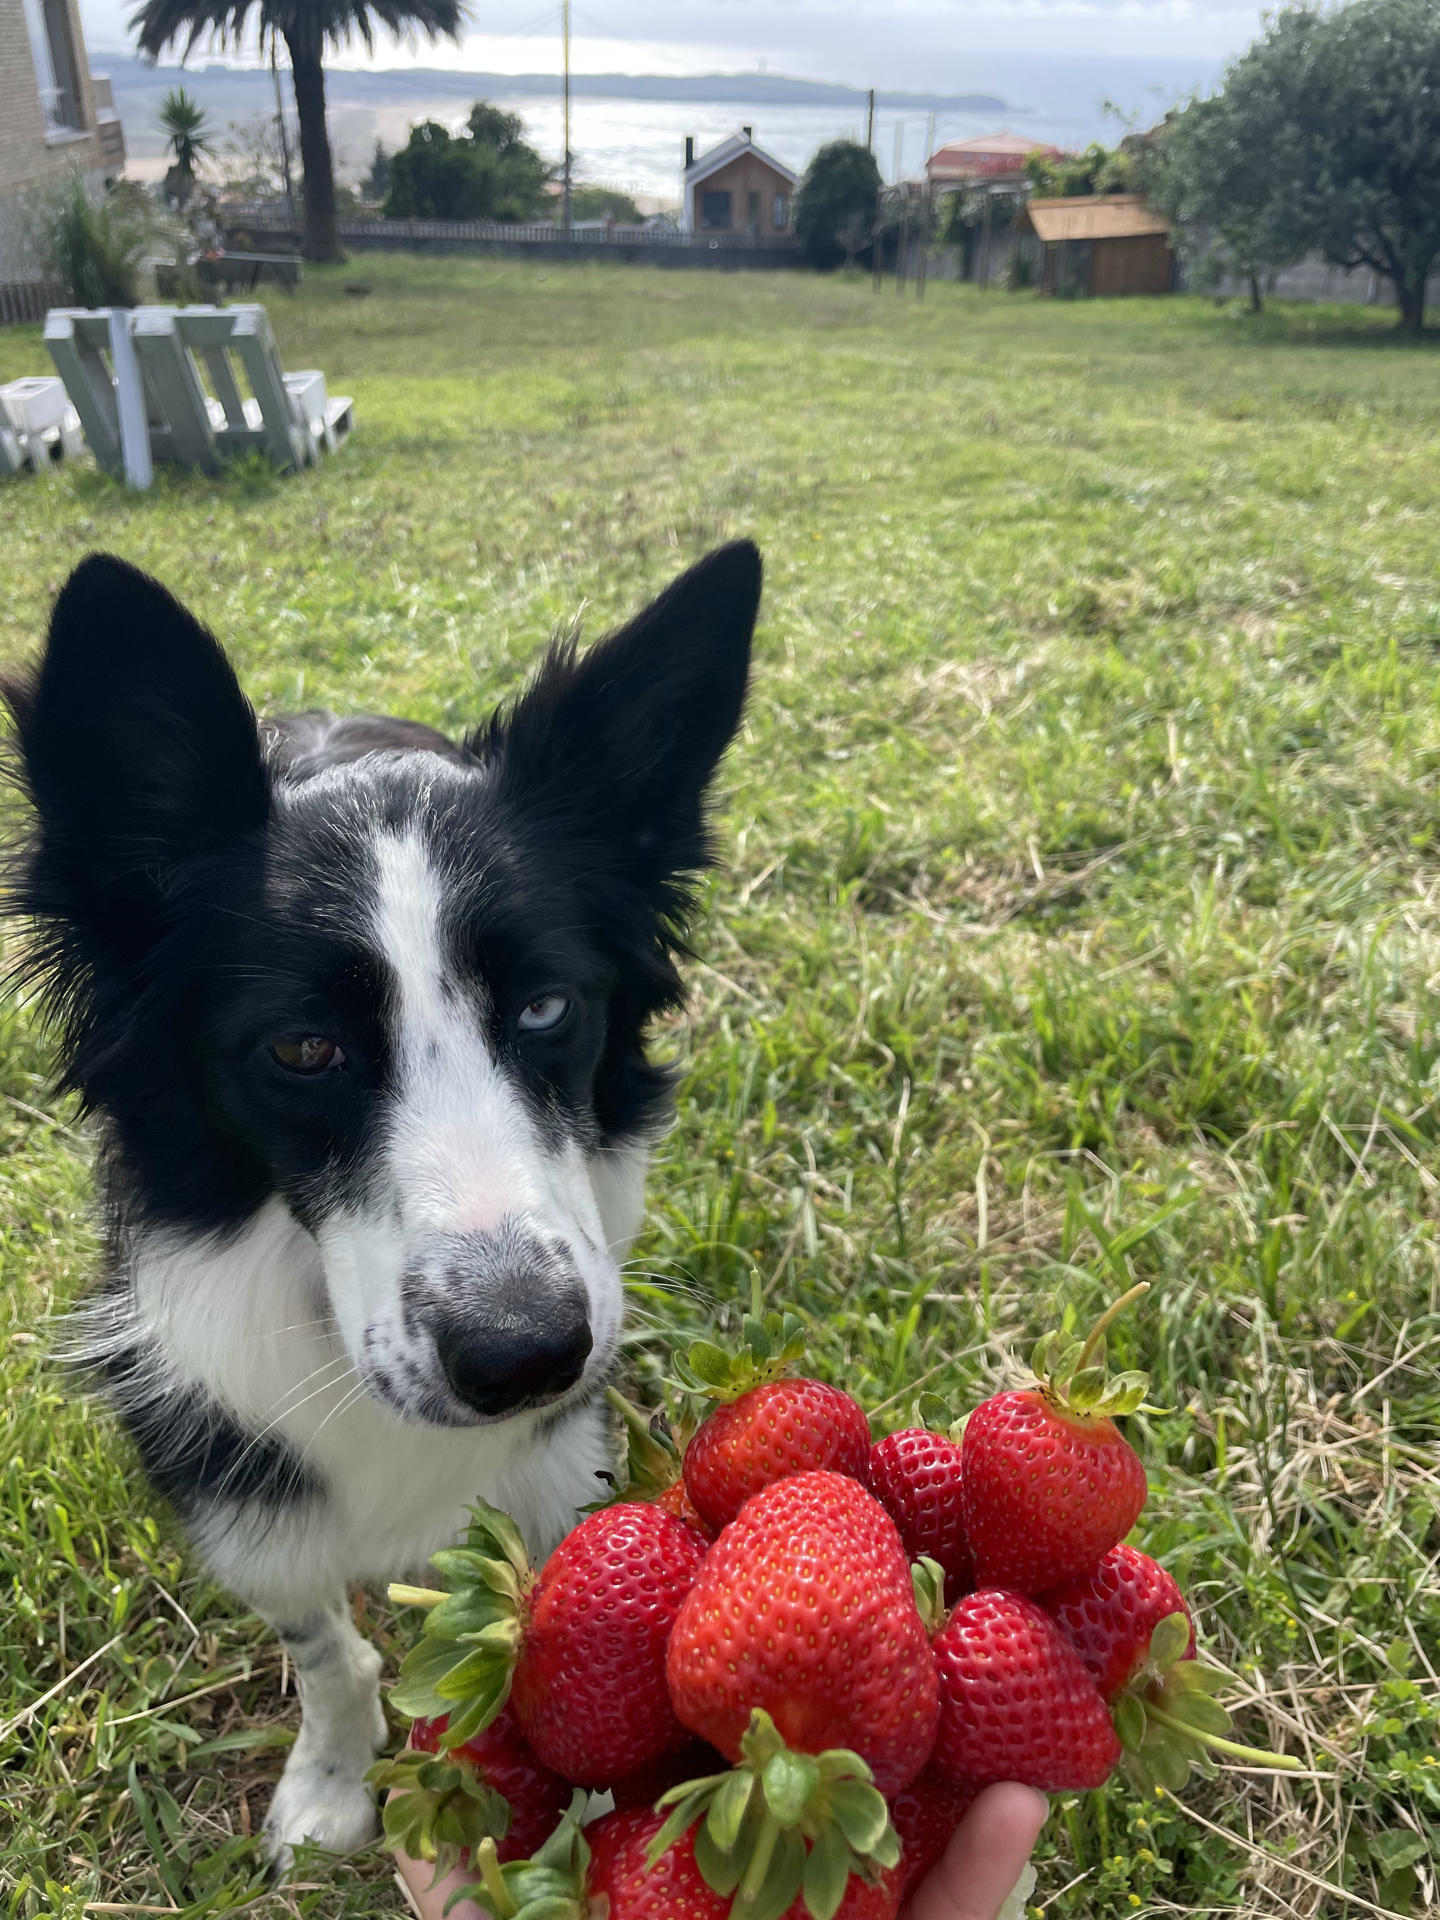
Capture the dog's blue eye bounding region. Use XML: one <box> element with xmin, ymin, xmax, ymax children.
<box><xmin>518</xmin><ymin>995</ymin><xmax>569</xmax><ymax>1033</ymax></box>
<box><xmin>272</xmin><ymin>1036</ymin><xmax>345</xmax><ymax>1074</ymax></box>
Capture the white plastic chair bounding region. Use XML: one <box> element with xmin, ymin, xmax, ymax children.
<box><xmin>44</xmin><ymin>303</ymin><xmax>354</xmax><ymax>486</ymax></box>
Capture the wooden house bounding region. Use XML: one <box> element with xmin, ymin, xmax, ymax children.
<box><xmin>681</xmin><ymin>130</ymin><xmax>797</xmax><ymax>238</ymax></box>
<box><xmin>1022</xmin><ymin>195</ymin><xmax>1174</xmax><ymax>297</ymax></box>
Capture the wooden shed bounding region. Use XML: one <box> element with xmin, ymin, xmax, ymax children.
<box><xmin>682</xmin><ymin>130</ymin><xmax>797</xmax><ymax>238</ymax></box>
<box><xmin>1022</xmin><ymin>195</ymin><xmax>1174</xmax><ymax>297</ymax></box>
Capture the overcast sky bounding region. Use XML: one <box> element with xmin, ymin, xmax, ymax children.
<box><xmin>79</xmin><ymin>0</ymin><xmax>1263</xmax><ymax>81</ymax></box>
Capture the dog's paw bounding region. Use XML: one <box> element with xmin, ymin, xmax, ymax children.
<box><xmin>263</xmin><ymin>1757</ymin><xmax>379</xmax><ymax>1872</ymax></box>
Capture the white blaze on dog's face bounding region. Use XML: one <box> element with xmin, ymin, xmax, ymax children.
<box><xmin>8</xmin><ymin>542</ymin><xmax>761</xmax><ymax>1433</ymax></box>
<box><xmin>308</xmin><ymin>812</ymin><xmax>627</xmax><ymax>1426</ymax></box>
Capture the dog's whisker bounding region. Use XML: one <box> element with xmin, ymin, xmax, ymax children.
<box><xmin>307</xmin><ymin>1376</ymin><xmax>369</xmax><ymax>1447</ymax></box>
<box><xmin>211</xmin><ymin>1357</ymin><xmax>359</xmax><ymax>1498</ymax></box>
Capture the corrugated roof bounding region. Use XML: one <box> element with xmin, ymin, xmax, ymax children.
<box><xmin>1026</xmin><ymin>195</ymin><xmax>1171</xmax><ymax>241</ymax></box>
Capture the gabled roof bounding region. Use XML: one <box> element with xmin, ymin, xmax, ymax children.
<box><xmin>1025</xmin><ymin>194</ymin><xmax>1170</xmax><ymax>241</ymax></box>
<box><xmin>685</xmin><ymin>133</ymin><xmax>798</xmax><ymax>189</ymax></box>
<box><xmin>926</xmin><ymin>130</ymin><xmax>1062</xmax><ymax>176</ymax></box>
<box><xmin>931</xmin><ymin>130</ymin><xmax>1047</xmax><ymax>161</ymax></box>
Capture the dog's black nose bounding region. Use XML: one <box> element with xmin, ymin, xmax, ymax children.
<box><xmin>437</xmin><ymin>1289</ymin><xmax>593</xmax><ymax>1418</ymax></box>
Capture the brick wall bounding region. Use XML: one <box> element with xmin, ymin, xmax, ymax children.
<box><xmin>0</xmin><ymin>0</ymin><xmax>105</xmax><ymax>277</ymax></box>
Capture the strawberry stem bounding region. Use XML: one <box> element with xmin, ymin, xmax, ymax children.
<box><xmin>387</xmin><ymin>1583</ymin><xmax>449</xmax><ymax>1611</ymax></box>
<box><xmin>1078</xmin><ymin>1282</ymin><xmax>1151</xmax><ymax>1374</ymax></box>
<box><xmin>1145</xmin><ymin>1703</ymin><xmax>1303</xmax><ymax>1770</ymax></box>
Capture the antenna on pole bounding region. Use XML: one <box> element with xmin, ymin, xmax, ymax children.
<box><xmin>562</xmin><ymin>0</ymin><xmax>572</xmax><ymax>233</ymax></box>
<box><xmin>866</xmin><ymin>87</ymin><xmax>875</xmax><ymax>151</ymax></box>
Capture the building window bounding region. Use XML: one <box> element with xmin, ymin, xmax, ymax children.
<box><xmin>746</xmin><ymin>190</ymin><xmax>759</xmax><ymax>227</ymax></box>
<box><xmin>22</xmin><ymin>0</ymin><xmax>85</xmax><ymax>133</ymax></box>
<box><xmin>700</xmin><ymin>190</ymin><xmax>732</xmax><ymax>230</ymax></box>
<box><xmin>773</xmin><ymin>193</ymin><xmax>788</xmax><ymax>230</ymax></box>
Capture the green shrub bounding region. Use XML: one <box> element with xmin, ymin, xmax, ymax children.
<box><xmin>29</xmin><ymin>173</ymin><xmax>159</xmax><ymax>306</ymax></box>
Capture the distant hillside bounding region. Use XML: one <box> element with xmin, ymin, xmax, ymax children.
<box><xmin>96</xmin><ymin>54</ymin><xmax>1010</xmax><ymax>120</ymax></box>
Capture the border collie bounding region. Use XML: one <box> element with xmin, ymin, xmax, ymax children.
<box><xmin>3</xmin><ymin>540</ymin><xmax>761</xmax><ymax>1863</ymax></box>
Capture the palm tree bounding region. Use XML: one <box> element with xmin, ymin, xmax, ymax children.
<box><xmin>157</xmin><ymin>86</ymin><xmax>214</xmax><ymax>208</ymax></box>
<box><xmin>130</xmin><ymin>0</ymin><xmax>465</xmax><ymax>262</ymax></box>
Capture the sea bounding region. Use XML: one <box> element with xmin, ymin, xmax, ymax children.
<box><xmin>104</xmin><ymin>51</ymin><xmax>1225</xmax><ymax>202</ymax></box>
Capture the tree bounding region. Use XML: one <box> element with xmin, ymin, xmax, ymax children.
<box><xmin>214</xmin><ymin>111</ymin><xmax>287</xmax><ymax>200</ymax></box>
<box><xmin>569</xmin><ymin>185</ymin><xmax>644</xmax><ymax>224</ymax></box>
<box><xmin>384</xmin><ymin>108</ymin><xmax>551</xmax><ymax>222</ymax></box>
<box><xmin>1155</xmin><ymin>0</ymin><xmax>1440</xmax><ymax>330</ymax></box>
<box><xmin>794</xmin><ymin>139</ymin><xmax>882</xmax><ymax>270</ymax></box>
<box><xmin>157</xmin><ymin>86</ymin><xmax>214</xmax><ymax>209</ymax></box>
<box><xmin>1145</xmin><ymin>94</ymin><xmax>1299</xmax><ymax>313</ymax></box>
<box><xmin>129</xmin><ymin>0</ymin><xmax>464</xmax><ymax>264</ymax></box>
<box><xmin>363</xmin><ymin>137</ymin><xmax>391</xmax><ymax>204</ymax></box>
<box><xmin>1024</xmin><ymin>140</ymin><xmax>1136</xmax><ymax>199</ymax></box>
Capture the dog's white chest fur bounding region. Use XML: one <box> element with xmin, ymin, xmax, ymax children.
<box><xmin>117</xmin><ymin>1171</ymin><xmax>643</xmax><ymax>1617</ymax></box>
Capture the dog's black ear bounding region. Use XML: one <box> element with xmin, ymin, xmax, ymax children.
<box><xmin>5</xmin><ymin>554</ymin><xmax>267</xmax><ymax>960</ymax></box>
<box><xmin>480</xmin><ymin>540</ymin><xmax>760</xmax><ymax>897</ymax></box>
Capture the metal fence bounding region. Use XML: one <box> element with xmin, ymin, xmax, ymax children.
<box><xmin>0</xmin><ymin>281</ymin><xmax>67</xmax><ymax>328</ymax></box>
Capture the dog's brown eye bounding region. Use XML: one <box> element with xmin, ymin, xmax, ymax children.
<box><xmin>272</xmin><ymin>1036</ymin><xmax>344</xmax><ymax>1074</ymax></box>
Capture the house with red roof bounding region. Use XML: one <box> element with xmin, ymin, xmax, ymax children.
<box><xmin>925</xmin><ymin>131</ymin><xmax>1063</xmax><ymax>186</ymax></box>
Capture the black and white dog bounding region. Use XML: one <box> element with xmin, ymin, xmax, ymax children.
<box><xmin>3</xmin><ymin>541</ymin><xmax>760</xmax><ymax>1862</ymax></box>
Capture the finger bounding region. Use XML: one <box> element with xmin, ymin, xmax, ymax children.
<box><xmin>904</xmin><ymin>1782</ymin><xmax>1050</xmax><ymax>1920</ymax></box>
<box><xmin>393</xmin><ymin>1844</ymin><xmax>490</xmax><ymax>1920</ymax></box>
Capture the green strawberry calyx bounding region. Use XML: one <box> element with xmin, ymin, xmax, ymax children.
<box><xmin>911</xmin><ymin>1556</ymin><xmax>950</xmax><ymax>1637</ymax></box>
<box><xmin>1028</xmin><ymin>1281</ymin><xmax>1153</xmax><ymax>1422</ymax></box>
<box><xmin>1113</xmin><ymin>1610</ymin><xmax>1303</xmax><ymax>1790</ymax></box>
<box><xmin>365</xmin><ymin>1744</ymin><xmax>512</xmax><ymax>1877</ymax></box>
<box><xmin>452</xmin><ymin>1791</ymin><xmax>590</xmax><ymax>1919</ymax></box>
<box><xmin>675</xmin><ymin>1311</ymin><xmax>810</xmax><ymax>1404</ymax></box>
<box><xmin>600</xmin><ymin>1384</ymin><xmax>689</xmax><ymax>1500</ymax></box>
<box><xmin>385</xmin><ymin>1499</ymin><xmax>535</xmax><ymax>1749</ymax></box>
<box><xmin>648</xmin><ymin>1708</ymin><xmax>900</xmax><ymax>1920</ymax></box>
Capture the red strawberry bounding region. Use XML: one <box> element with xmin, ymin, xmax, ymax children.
<box><xmin>888</xmin><ymin>1769</ymin><xmax>980</xmax><ymax>1897</ymax></box>
<box><xmin>510</xmin><ymin>1503</ymin><xmax>709</xmax><ymax>1785</ymax></box>
<box><xmin>961</xmin><ymin>1293</ymin><xmax>1151</xmax><ymax>1593</ymax></box>
<box><xmin>387</xmin><ymin>1499</ymin><xmax>708</xmax><ymax>1792</ymax></box>
<box><xmin>587</xmin><ymin>1807</ymin><xmax>733</xmax><ymax>1918</ymax></box>
<box><xmin>666</xmin><ymin>1469</ymin><xmax>939</xmax><ymax>1796</ymax></box>
<box><xmin>586</xmin><ymin>1806</ymin><xmax>901</xmax><ymax>1919</ymax></box>
<box><xmin>869</xmin><ymin>1428</ymin><xmax>974</xmax><ymax>1602</ymax></box>
<box><xmin>401</xmin><ymin>1704</ymin><xmax>571</xmax><ymax>1860</ymax></box>
<box><xmin>468</xmin><ymin>1803</ymin><xmax>901</xmax><ymax>1918</ymax></box>
<box><xmin>654</xmin><ymin>1476</ymin><xmax>715</xmax><ymax>1537</ymax></box>
<box><xmin>1041</xmin><ymin>1545</ymin><xmax>1195</xmax><ymax>1701</ymax></box>
<box><xmin>930</xmin><ymin>1590</ymin><xmax>1122</xmax><ymax>1791</ymax></box>
<box><xmin>677</xmin><ymin>1310</ymin><xmax>872</xmax><ymax>1533</ymax></box>
<box><xmin>684</xmin><ymin>1379</ymin><xmax>872</xmax><ymax>1533</ymax></box>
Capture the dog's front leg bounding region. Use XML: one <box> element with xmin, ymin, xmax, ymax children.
<box><xmin>261</xmin><ymin>1599</ymin><xmax>388</xmax><ymax>1871</ymax></box>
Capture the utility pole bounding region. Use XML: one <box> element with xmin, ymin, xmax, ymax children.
<box><xmin>866</xmin><ymin>88</ymin><xmax>875</xmax><ymax>152</ymax></box>
<box><xmin>270</xmin><ymin>34</ymin><xmax>295</xmax><ymax>224</ymax></box>
<box><xmin>561</xmin><ymin>0</ymin><xmax>572</xmax><ymax>233</ymax></box>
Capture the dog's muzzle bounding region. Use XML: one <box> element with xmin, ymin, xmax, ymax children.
<box><xmin>403</xmin><ymin>1221</ymin><xmax>594</xmax><ymax>1420</ymax></box>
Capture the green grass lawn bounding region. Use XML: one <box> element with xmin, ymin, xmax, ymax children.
<box><xmin>2</xmin><ymin>259</ymin><xmax>1439</xmax><ymax>1918</ymax></box>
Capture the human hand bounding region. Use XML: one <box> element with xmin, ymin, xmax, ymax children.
<box><xmin>903</xmin><ymin>1782</ymin><xmax>1048</xmax><ymax>1920</ymax></box>
<box><xmin>392</xmin><ymin>1780</ymin><xmax>1047</xmax><ymax>1920</ymax></box>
